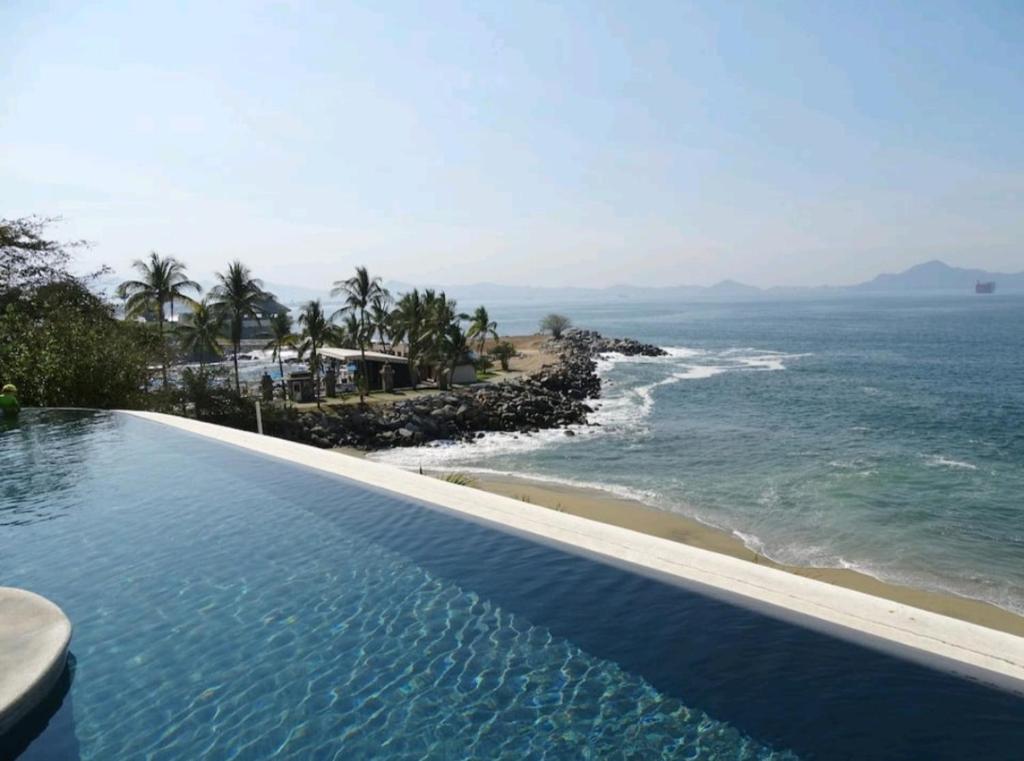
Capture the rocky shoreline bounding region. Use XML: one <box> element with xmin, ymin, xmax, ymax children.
<box><xmin>287</xmin><ymin>330</ymin><xmax>666</xmax><ymax>450</ymax></box>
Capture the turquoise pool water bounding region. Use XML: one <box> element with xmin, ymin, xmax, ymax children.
<box><xmin>2</xmin><ymin>410</ymin><xmax>1023</xmax><ymax>760</ymax></box>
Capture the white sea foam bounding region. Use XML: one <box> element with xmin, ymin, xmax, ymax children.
<box><xmin>672</xmin><ymin>365</ymin><xmax>725</xmax><ymax>381</ymax></box>
<box><xmin>369</xmin><ymin>424</ymin><xmax>583</xmax><ymax>469</ymax></box>
<box><xmin>923</xmin><ymin>455</ymin><xmax>979</xmax><ymax>471</ymax></box>
<box><xmin>730</xmin><ymin>529</ymin><xmax>767</xmax><ymax>555</ymax></box>
<box><xmin>661</xmin><ymin>346</ymin><xmax>705</xmax><ymax>359</ymax></box>
<box><xmin>737</xmin><ymin>356</ymin><xmax>785</xmax><ymax>371</ymax></box>
<box><xmin>755</xmin><ymin>485</ymin><xmax>779</xmax><ymax>507</ymax></box>
<box><xmin>376</xmin><ymin>344</ymin><xmax>806</xmax><ymax>500</ymax></box>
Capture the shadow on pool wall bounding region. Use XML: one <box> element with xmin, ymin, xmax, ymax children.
<box><xmin>1</xmin><ymin>656</ymin><xmax>80</xmax><ymax>761</ymax></box>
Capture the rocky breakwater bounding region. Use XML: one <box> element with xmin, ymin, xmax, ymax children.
<box><xmin>292</xmin><ymin>329</ymin><xmax>664</xmax><ymax>450</ymax></box>
<box><xmin>556</xmin><ymin>329</ymin><xmax>667</xmax><ymax>358</ymax></box>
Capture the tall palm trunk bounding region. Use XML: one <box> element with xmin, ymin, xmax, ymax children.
<box><xmin>312</xmin><ymin>346</ymin><xmax>321</xmax><ymax>407</ymax></box>
<box><xmin>358</xmin><ymin>314</ymin><xmax>369</xmax><ymax>403</ymax></box>
<box><xmin>232</xmin><ymin>321</ymin><xmax>241</xmax><ymax>394</ymax></box>
<box><xmin>409</xmin><ymin>356</ymin><xmax>419</xmax><ymax>388</ymax></box>
<box><xmin>278</xmin><ymin>354</ymin><xmax>286</xmax><ymax>398</ymax></box>
<box><xmin>157</xmin><ymin>306</ymin><xmax>169</xmax><ymax>388</ymax></box>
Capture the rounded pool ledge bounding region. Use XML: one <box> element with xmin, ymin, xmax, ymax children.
<box><xmin>124</xmin><ymin>411</ymin><xmax>1024</xmax><ymax>693</ymax></box>
<box><xmin>0</xmin><ymin>588</ymin><xmax>72</xmax><ymax>737</ymax></box>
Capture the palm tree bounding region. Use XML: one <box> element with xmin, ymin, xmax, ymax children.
<box><xmin>331</xmin><ymin>266</ymin><xmax>386</xmax><ymax>403</ymax></box>
<box><xmin>177</xmin><ymin>298</ymin><xmax>224</xmax><ymax>367</ymax></box>
<box><xmin>210</xmin><ymin>261</ymin><xmax>265</xmax><ymax>394</ymax></box>
<box><xmin>264</xmin><ymin>311</ymin><xmax>298</xmax><ymax>397</ymax></box>
<box><xmin>466</xmin><ymin>305</ymin><xmax>498</xmax><ymax>357</ymax></box>
<box><xmin>422</xmin><ymin>290</ymin><xmax>460</xmax><ymax>389</ymax></box>
<box><xmin>117</xmin><ymin>251</ymin><xmax>201</xmax><ymax>387</ymax></box>
<box><xmin>368</xmin><ymin>291</ymin><xmax>394</xmax><ymax>353</ymax></box>
<box><xmin>340</xmin><ymin>313</ymin><xmax>363</xmax><ymax>350</ymax></box>
<box><xmin>439</xmin><ymin>322</ymin><xmax>471</xmax><ymax>389</ymax></box>
<box><xmin>297</xmin><ymin>299</ymin><xmax>338</xmax><ymax>406</ymax></box>
<box><xmin>391</xmin><ymin>289</ymin><xmax>426</xmax><ymax>387</ymax></box>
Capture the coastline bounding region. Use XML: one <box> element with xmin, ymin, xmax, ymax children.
<box><xmin>464</xmin><ymin>471</ymin><xmax>1024</xmax><ymax>636</ymax></box>
<box><xmin>330</xmin><ymin>328</ymin><xmax>1024</xmax><ymax>638</ymax></box>
<box><xmin>336</xmin><ymin>443</ymin><xmax>1024</xmax><ymax>638</ymax></box>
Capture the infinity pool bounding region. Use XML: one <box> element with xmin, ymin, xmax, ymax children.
<box><xmin>2</xmin><ymin>410</ymin><xmax>1022</xmax><ymax>760</ymax></box>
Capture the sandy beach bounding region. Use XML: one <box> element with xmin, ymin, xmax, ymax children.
<box><xmin>480</xmin><ymin>334</ymin><xmax>560</xmax><ymax>378</ymax></box>
<box><xmin>339</xmin><ymin>440</ymin><xmax>1024</xmax><ymax>637</ymax></box>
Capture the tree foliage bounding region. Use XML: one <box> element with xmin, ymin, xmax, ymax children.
<box><xmin>0</xmin><ymin>218</ymin><xmax>162</xmax><ymax>408</ymax></box>
<box><xmin>297</xmin><ymin>299</ymin><xmax>342</xmax><ymax>405</ymax></box>
<box><xmin>540</xmin><ymin>313</ymin><xmax>572</xmax><ymax>339</ymax></box>
<box><xmin>331</xmin><ymin>266</ymin><xmax>387</xmax><ymax>403</ymax></box>
<box><xmin>391</xmin><ymin>289</ymin><xmax>426</xmax><ymax>386</ymax></box>
<box><xmin>210</xmin><ymin>261</ymin><xmax>265</xmax><ymax>393</ymax></box>
<box><xmin>488</xmin><ymin>340</ymin><xmax>517</xmax><ymax>371</ymax></box>
<box><xmin>263</xmin><ymin>311</ymin><xmax>297</xmax><ymax>396</ymax></box>
<box><xmin>117</xmin><ymin>251</ymin><xmax>201</xmax><ymax>387</ymax></box>
<box><xmin>467</xmin><ymin>305</ymin><xmax>498</xmax><ymax>356</ymax></box>
<box><xmin>177</xmin><ymin>298</ymin><xmax>225</xmax><ymax>366</ymax></box>
<box><xmin>0</xmin><ymin>216</ymin><xmax>92</xmax><ymax>306</ymax></box>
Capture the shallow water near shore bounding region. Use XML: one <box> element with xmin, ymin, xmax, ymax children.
<box><xmin>372</xmin><ymin>295</ymin><xmax>1024</xmax><ymax>616</ymax></box>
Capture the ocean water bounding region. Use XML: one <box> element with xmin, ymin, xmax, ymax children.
<box><xmin>372</xmin><ymin>295</ymin><xmax>1024</xmax><ymax>615</ymax></box>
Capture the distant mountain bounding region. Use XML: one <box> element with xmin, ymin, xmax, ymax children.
<box><xmin>705</xmin><ymin>279</ymin><xmax>764</xmax><ymax>299</ymax></box>
<box><xmin>101</xmin><ymin>260</ymin><xmax>1024</xmax><ymax>309</ymax></box>
<box><xmin>849</xmin><ymin>260</ymin><xmax>1024</xmax><ymax>293</ymax></box>
<box><xmin>413</xmin><ymin>262</ymin><xmax>1023</xmax><ymax>304</ymax></box>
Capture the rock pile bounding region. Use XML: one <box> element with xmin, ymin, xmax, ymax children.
<box><xmin>296</xmin><ymin>382</ymin><xmax>593</xmax><ymax>449</ymax></box>
<box><xmin>287</xmin><ymin>328</ymin><xmax>662</xmax><ymax>450</ymax></box>
<box><xmin>556</xmin><ymin>329</ymin><xmax>667</xmax><ymax>358</ymax></box>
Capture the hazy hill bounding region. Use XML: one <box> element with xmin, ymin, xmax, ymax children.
<box><xmin>101</xmin><ymin>260</ymin><xmax>1024</xmax><ymax>308</ymax></box>
<box><xmin>848</xmin><ymin>260</ymin><xmax>1024</xmax><ymax>293</ymax></box>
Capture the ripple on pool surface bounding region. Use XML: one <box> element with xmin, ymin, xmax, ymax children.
<box><xmin>2</xmin><ymin>411</ymin><xmax>793</xmax><ymax>759</ymax></box>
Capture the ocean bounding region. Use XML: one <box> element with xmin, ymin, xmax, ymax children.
<box><xmin>372</xmin><ymin>295</ymin><xmax>1024</xmax><ymax>615</ymax></box>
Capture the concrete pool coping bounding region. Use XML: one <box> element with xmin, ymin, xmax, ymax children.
<box><xmin>0</xmin><ymin>587</ymin><xmax>72</xmax><ymax>737</ymax></box>
<box><xmin>127</xmin><ymin>411</ymin><xmax>1024</xmax><ymax>692</ymax></box>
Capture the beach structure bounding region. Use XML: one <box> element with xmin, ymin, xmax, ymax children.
<box><xmin>234</xmin><ymin>295</ymin><xmax>290</xmax><ymax>339</ymax></box>
<box><xmin>976</xmin><ymin>280</ymin><xmax>996</xmax><ymax>294</ymax></box>
<box><xmin>172</xmin><ymin>295</ymin><xmax>290</xmax><ymax>340</ymax></box>
<box><xmin>320</xmin><ymin>347</ymin><xmax>412</xmax><ymax>391</ymax></box>
<box><xmin>285</xmin><ymin>370</ymin><xmax>315</xmax><ymax>402</ymax></box>
<box><xmin>450</xmin><ymin>360</ymin><xmax>477</xmax><ymax>384</ymax></box>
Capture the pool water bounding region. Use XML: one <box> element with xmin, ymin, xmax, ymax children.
<box><xmin>2</xmin><ymin>411</ymin><xmax>1022</xmax><ymax>760</ymax></box>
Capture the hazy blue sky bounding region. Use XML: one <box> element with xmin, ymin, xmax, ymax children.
<box><xmin>3</xmin><ymin>1</ymin><xmax>1022</xmax><ymax>288</ymax></box>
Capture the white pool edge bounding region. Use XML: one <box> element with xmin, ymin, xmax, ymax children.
<box><xmin>125</xmin><ymin>411</ymin><xmax>1024</xmax><ymax>691</ymax></box>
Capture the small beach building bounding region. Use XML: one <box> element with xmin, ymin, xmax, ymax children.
<box><xmin>319</xmin><ymin>348</ymin><xmax>412</xmax><ymax>391</ymax></box>
<box><xmin>450</xmin><ymin>361</ymin><xmax>477</xmax><ymax>384</ymax></box>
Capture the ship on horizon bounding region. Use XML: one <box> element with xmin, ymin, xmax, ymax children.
<box><xmin>975</xmin><ymin>280</ymin><xmax>996</xmax><ymax>294</ymax></box>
